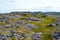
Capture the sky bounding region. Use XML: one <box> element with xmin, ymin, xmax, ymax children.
<box><xmin>0</xmin><ymin>0</ymin><xmax>60</xmax><ymax>13</ymax></box>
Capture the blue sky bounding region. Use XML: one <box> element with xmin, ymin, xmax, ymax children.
<box><xmin>0</xmin><ymin>0</ymin><xmax>60</xmax><ymax>13</ymax></box>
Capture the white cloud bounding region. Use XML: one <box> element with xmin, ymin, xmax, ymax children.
<box><xmin>0</xmin><ymin>0</ymin><xmax>60</xmax><ymax>13</ymax></box>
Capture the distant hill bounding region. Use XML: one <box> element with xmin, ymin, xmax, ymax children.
<box><xmin>44</xmin><ymin>12</ymin><xmax>60</xmax><ymax>15</ymax></box>
<box><xmin>0</xmin><ymin>12</ymin><xmax>60</xmax><ymax>15</ymax></box>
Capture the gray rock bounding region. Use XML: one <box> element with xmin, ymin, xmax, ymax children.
<box><xmin>0</xmin><ymin>34</ymin><xmax>9</xmax><ymax>40</ymax></box>
<box><xmin>56</xmin><ymin>20</ymin><xmax>60</xmax><ymax>25</ymax></box>
<box><xmin>48</xmin><ymin>23</ymin><xmax>56</xmax><ymax>27</ymax></box>
<box><xmin>31</xmin><ymin>33</ymin><xmax>41</xmax><ymax>40</ymax></box>
<box><xmin>57</xmin><ymin>27</ymin><xmax>60</xmax><ymax>30</ymax></box>
<box><xmin>52</xmin><ymin>32</ymin><xmax>60</xmax><ymax>40</ymax></box>
<box><xmin>23</xmin><ymin>23</ymin><xmax>36</xmax><ymax>30</ymax></box>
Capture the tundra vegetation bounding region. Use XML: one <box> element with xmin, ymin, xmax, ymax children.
<box><xmin>0</xmin><ymin>12</ymin><xmax>60</xmax><ymax>40</ymax></box>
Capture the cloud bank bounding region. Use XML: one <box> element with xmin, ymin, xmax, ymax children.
<box><xmin>0</xmin><ymin>0</ymin><xmax>60</xmax><ymax>13</ymax></box>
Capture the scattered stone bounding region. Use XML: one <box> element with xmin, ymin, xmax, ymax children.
<box><xmin>47</xmin><ymin>23</ymin><xmax>56</xmax><ymax>27</ymax></box>
<box><xmin>52</xmin><ymin>32</ymin><xmax>60</xmax><ymax>40</ymax></box>
<box><xmin>0</xmin><ymin>34</ymin><xmax>9</xmax><ymax>40</ymax></box>
<box><xmin>56</xmin><ymin>20</ymin><xmax>60</xmax><ymax>25</ymax></box>
<box><xmin>41</xmin><ymin>14</ymin><xmax>46</xmax><ymax>18</ymax></box>
<box><xmin>31</xmin><ymin>33</ymin><xmax>41</xmax><ymax>40</ymax></box>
